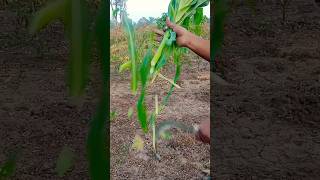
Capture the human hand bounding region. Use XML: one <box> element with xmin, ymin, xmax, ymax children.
<box><xmin>165</xmin><ymin>18</ymin><xmax>194</xmax><ymax>47</ymax></box>
<box><xmin>195</xmin><ymin>119</ymin><xmax>210</xmax><ymax>144</ymax></box>
<box><xmin>152</xmin><ymin>28</ymin><xmax>165</xmax><ymax>42</ymax></box>
<box><xmin>152</xmin><ymin>18</ymin><xmax>195</xmax><ymax>48</ymax></box>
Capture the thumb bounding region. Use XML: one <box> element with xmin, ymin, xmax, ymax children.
<box><xmin>166</xmin><ymin>17</ymin><xmax>175</xmax><ymax>29</ymax></box>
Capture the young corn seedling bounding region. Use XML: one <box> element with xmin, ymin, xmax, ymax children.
<box><xmin>120</xmin><ymin>0</ymin><xmax>209</xmax><ymax>158</ymax></box>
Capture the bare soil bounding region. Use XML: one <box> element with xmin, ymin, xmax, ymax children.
<box><xmin>110</xmin><ymin>52</ymin><xmax>210</xmax><ymax>179</ymax></box>
<box><xmin>1</xmin><ymin>0</ymin><xmax>319</xmax><ymax>179</ymax></box>
<box><xmin>213</xmin><ymin>0</ymin><xmax>320</xmax><ymax>179</ymax></box>
<box><xmin>0</xmin><ymin>10</ymin><xmax>100</xmax><ymax>179</ymax></box>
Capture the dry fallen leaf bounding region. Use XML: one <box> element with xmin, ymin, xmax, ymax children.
<box><xmin>131</xmin><ymin>135</ymin><xmax>144</xmax><ymax>152</ymax></box>
<box><xmin>202</xmin><ymin>169</ymin><xmax>210</xmax><ymax>175</ymax></box>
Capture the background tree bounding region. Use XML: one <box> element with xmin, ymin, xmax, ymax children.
<box><xmin>110</xmin><ymin>0</ymin><xmax>127</xmax><ymax>25</ymax></box>
<box><xmin>148</xmin><ymin>17</ymin><xmax>156</xmax><ymax>24</ymax></box>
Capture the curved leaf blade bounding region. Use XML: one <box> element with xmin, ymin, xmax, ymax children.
<box><xmin>29</xmin><ymin>0</ymin><xmax>68</xmax><ymax>34</ymax></box>
<box><xmin>55</xmin><ymin>146</ymin><xmax>75</xmax><ymax>177</ymax></box>
<box><xmin>137</xmin><ymin>91</ymin><xmax>148</xmax><ymax>133</ymax></box>
<box><xmin>87</xmin><ymin>1</ymin><xmax>109</xmax><ymax>179</ymax></box>
<box><xmin>67</xmin><ymin>0</ymin><xmax>91</xmax><ymax>97</ymax></box>
<box><xmin>122</xmin><ymin>14</ymin><xmax>138</xmax><ymax>94</ymax></box>
<box><xmin>119</xmin><ymin>61</ymin><xmax>131</xmax><ymax>73</ymax></box>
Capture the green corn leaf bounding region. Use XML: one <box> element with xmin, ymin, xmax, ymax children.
<box><xmin>181</xmin><ymin>47</ymin><xmax>189</xmax><ymax>54</ymax></box>
<box><xmin>66</xmin><ymin>0</ymin><xmax>91</xmax><ymax>97</ymax></box>
<box><xmin>137</xmin><ymin>90</ymin><xmax>148</xmax><ymax>133</ymax></box>
<box><xmin>137</xmin><ymin>49</ymin><xmax>153</xmax><ymax>133</ymax></box>
<box><xmin>166</xmin><ymin>31</ymin><xmax>177</xmax><ymax>46</ymax></box>
<box><xmin>122</xmin><ymin>14</ymin><xmax>138</xmax><ymax>94</ymax></box>
<box><xmin>150</xmin><ymin>31</ymin><xmax>170</xmax><ymax>74</ymax></box>
<box><xmin>86</xmin><ymin>1</ymin><xmax>109</xmax><ymax>179</ymax></box>
<box><xmin>29</xmin><ymin>0</ymin><xmax>68</xmax><ymax>34</ymax></box>
<box><xmin>55</xmin><ymin>146</ymin><xmax>75</xmax><ymax>177</ymax></box>
<box><xmin>176</xmin><ymin>0</ymin><xmax>209</xmax><ymax>24</ymax></box>
<box><xmin>182</xmin><ymin>16</ymin><xmax>191</xmax><ymax>28</ymax></box>
<box><xmin>190</xmin><ymin>0</ymin><xmax>209</xmax><ymax>9</ymax></box>
<box><xmin>161</xmin><ymin>50</ymin><xmax>182</xmax><ymax>109</ymax></box>
<box><xmin>119</xmin><ymin>61</ymin><xmax>131</xmax><ymax>73</ymax></box>
<box><xmin>174</xmin><ymin>0</ymin><xmax>194</xmax><ymax>23</ymax></box>
<box><xmin>168</xmin><ymin>0</ymin><xmax>176</xmax><ymax>21</ymax></box>
<box><xmin>194</xmin><ymin>7</ymin><xmax>203</xmax><ymax>25</ymax></box>
<box><xmin>140</xmin><ymin>49</ymin><xmax>152</xmax><ymax>86</ymax></box>
<box><xmin>30</xmin><ymin>0</ymin><xmax>91</xmax><ymax>97</ymax></box>
<box><xmin>136</xmin><ymin>49</ymin><xmax>153</xmax><ymax>133</ymax></box>
<box><xmin>0</xmin><ymin>151</ymin><xmax>19</xmax><ymax>179</ymax></box>
<box><xmin>155</xmin><ymin>54</ymin><xmax>167</xmax><ymax>71</ymax></box>
<box><xmin>194</xmin><ymin>8</ymin><xmax>203</xmax><ymax>35</ymax></box>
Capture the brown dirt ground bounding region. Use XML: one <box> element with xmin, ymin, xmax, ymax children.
<box><xmin>0</xmin><ymin>11</ymin><xmax>102</xmax><ymax>179</ymax></box>
<box><xmin>1</xmin><ymin>0</ymin><xmax>319</xmax><ymax>179</ymax></box>
<box><xmin>110</xmin><ymin>52</ymin><xmax>210</xmax><ymax>179</ymax></box>
<box><xmin>213</xmin><ymin>0</ymin><xmax>320</xmax><ymax>179</ymax></box>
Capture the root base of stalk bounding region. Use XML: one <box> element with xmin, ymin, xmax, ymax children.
<box><xmin>154</xmin><ymin>152</ymin><xmax>161</xmax><ymax>161</ymax></box>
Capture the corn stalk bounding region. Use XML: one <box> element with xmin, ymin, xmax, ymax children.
<box><xmin>120</xmin><ymin>0</ymin><xmax>209</xmax><ymax>156</ymax></box>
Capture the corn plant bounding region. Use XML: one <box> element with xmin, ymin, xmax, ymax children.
<box><xmin>156</xmin><ymin>13</ymin><xmax>169</xmax><ymax>30</ymax></box>
<box><xmin>110</xmin><ymin>0</ymin><xmax>127</xmax><ymax>25</ymax></box>
<box><xmin>119</xmin><ymin>0</ymin><xmax>209</xmax><ymax>156</ymax></box>
<box><xmin>30</xmin><ymin>0</ymin><xmax>109</xmax><ymax>179</ymax></box>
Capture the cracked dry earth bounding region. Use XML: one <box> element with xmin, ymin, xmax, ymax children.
<box><xmin>213</xmin><ymin>0</ymin><xmax>320</xmax><ymax>179</ymax></box>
